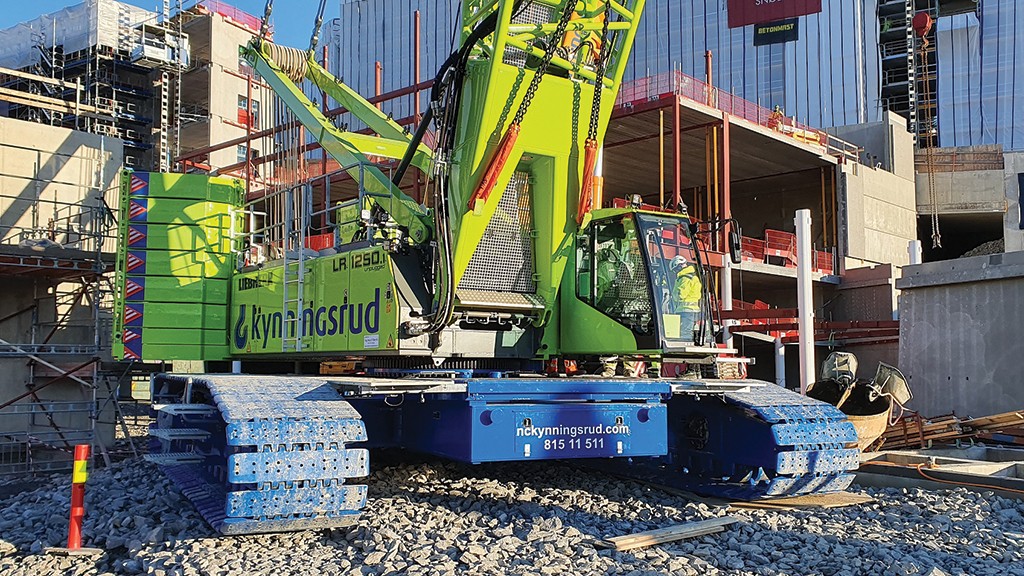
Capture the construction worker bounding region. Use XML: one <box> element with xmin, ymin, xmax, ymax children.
<box><xmin>670</xmin><ymin>255</ymin><xmax>702</xmax><ymax>340</ymax></box>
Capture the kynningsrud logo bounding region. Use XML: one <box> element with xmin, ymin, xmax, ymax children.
<box><xmin>234</xmin><ymin>288</ymin><xmax>381</xmax><ymax>350</ymax></box>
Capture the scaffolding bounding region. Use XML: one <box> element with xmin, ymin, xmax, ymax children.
<box><xmin>0</xmin><ymin>190</ymin><xmax>136</xmax><ymax>475</ymax></box>
<box><xmin>0</xmin><ymin>0</ymin><xmax>190</xmax><ymax>171</ymax></box>
<box><xmin>878</xmin><ymin>0</ymin><xmax>939</xmax><ymax>147</ymax></box>
<box><xmin>0</xmin><ymin>92</ymin><xmax>138</xmax><ymax>474</ymax></box>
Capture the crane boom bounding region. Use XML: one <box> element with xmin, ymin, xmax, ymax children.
<box><xmin>240</xmin><ymin>40</ymin><xmax>433</xmax><ymax>245</ymax></box>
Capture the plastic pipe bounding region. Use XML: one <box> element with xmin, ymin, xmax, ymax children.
<box><xmin>908</xmin><ymin>239</ymin><xmax>923</xmax><ymax>265</ymax></box>
<box><xmin>795</xmin><ymin>209</ymin><xmax>814</xmax><ymax>395</ymax></box>
<box><xmin>774</xmin><ymin>336</ymin><xmax>786</xmax><ymax>387</ymax></box>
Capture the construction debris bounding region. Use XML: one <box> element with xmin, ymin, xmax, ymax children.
<box><xmin>877</xmin><ymin>410</ymin><xmax>1024</xmax><ymax>450</ymax></box>
<box><xmin>594</xmin><ymin>516</ymin><xmax>738</xmax><ymax>551</ymax></box>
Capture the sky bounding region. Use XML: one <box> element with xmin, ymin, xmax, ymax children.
<box><xmin>0</xmin><ymin>0</ymin><xmax>335</xmax><ymax>48</ymax></box>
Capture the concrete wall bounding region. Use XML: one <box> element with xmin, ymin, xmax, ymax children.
<box><xmin>834</xmin><ymin>113</ymin><xmax>918</xmax><ymax>269</ymax></box>
<box><xmin>0</xmin><ymin>117</ymin><xmax>121</xmax><ymax>250</ymax></box>
<box><xmin>1005</xmin><ymin>152</ymin><xmax>1024</xmax><ymax>252</ymax></box>
<box><xmin>841</xmin><ymin>163</ymin><xmax>918</xmax><ymax>268</ymax></box>
<box><xmin>915</xmin><ymin>168</ymin><xmax>1006</xmax><ymax>215</ymax></box>
<box><xmin>896</xmin><ymin>251</ymin><xmax>1024</xmax><ymax>418</ymax></box>
<box><xmin>828</xmin><ymin>112</ymin><xmax>915</xmax><ymax>182</ymax></box>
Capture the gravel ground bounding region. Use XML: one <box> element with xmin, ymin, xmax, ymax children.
<box><xmin>1</xmin><ymin>452</ymin><xmax>1022</xmax><ymax>576</ymax></box>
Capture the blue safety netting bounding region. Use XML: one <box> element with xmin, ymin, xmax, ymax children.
<box><xmin>936</xmin><ymin>0</ymin><xmax>1024</xmax><ymax>151</ymax></box>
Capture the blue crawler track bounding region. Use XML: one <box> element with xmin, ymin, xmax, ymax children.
<box><xmin>625</xmin><ymin>382</ymin><xmax>860</xmax><ymax>500</ymax></box>
<box><xmin>148</xmin><ymin>375</ymin><xmax>369</xmax><ymax>535</ymax></box>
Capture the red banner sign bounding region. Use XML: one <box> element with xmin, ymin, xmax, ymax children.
<box><xmin>727</xmin><ymin>0</ymin><xmax>822</xmax><ymax>28</ymax></box>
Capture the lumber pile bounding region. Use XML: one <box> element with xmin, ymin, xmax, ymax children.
<box><xmin>877</xmin><ymin>410</ymin><xmax>1024</xmax><ymax>450</ymax></box>
<box><xmin>595</xmin><ymin>516</ymin><xmax>738</xmax><ymax>551</ymax></box>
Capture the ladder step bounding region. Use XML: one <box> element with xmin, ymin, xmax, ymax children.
<box><xmin>145</xmin><ymin>452</ymin><xmax>207</xmax><ymax>466</ymax></box>
<box><xmin>154</xmin><ymin>403</ymin><xmax>218</xmax><ymax>416</ymax></box>
<box><xmin>150</xmin><ymin>428</ymin><xmax>212</xmax><ymax>441</ymax></box>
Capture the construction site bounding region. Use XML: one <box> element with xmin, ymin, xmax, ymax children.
<box><xmin>0</xmin><ymin>1</ymin><xmax>1021</xmax><ymax>575</ymax></box>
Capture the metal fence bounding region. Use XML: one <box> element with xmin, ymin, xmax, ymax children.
<box><xmin>615</xmin><ymin>70</ymin><xmax>861</xmax><ymax>164</ymax></box>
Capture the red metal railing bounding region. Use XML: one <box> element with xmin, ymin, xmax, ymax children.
<box><xmin>739</xmin><ymin>236</ymin><xmax>766</xmax><ymax>262</ymax></box>
<box><xmin>764</xmin><ymin>229</ymin><xmax>798</xmax><ymax>267</ymax></box>
<box><xmin>739</xmin><ymin>232</ymin><xmax>836</xmax><ymax>275</ymax></box>
<box><xmin>615</xmin><ymin>70</ymin><xmax>860</xmax><ymax>163</ymax></box>
<box><xmin>195</xmin><ymin>1</ymin><xmax>269</xmax><ymax>35</ymax></box>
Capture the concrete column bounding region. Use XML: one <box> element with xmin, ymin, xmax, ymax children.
<box><xmin>908</xmin><ymin>239</ymin><xmax>923</xmax><ymax>265</ymax></box>
<box><xmin>795</xmin><ymin>209</ymin><xmax>814</xmax><ymax>395</ymax></box>
<box><xmin>774</xmin><ymin>336</ymin><xmax>786</xmax><ymax>387</ymax></box>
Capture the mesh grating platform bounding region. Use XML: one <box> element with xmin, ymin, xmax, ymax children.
<box><xmin>459</xmin><ymin>171</ymin><xmax>537</xmax><ymax>293</ymax></box>
<box><xmin>503</xmin><ymin>4</ymin><xmax>556</xmax><ymax>67</ymax></box>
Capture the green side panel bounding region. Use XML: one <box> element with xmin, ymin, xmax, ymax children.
<box><xmin>229</xmin><ymin>247</ymin><xmax>400</xmax><ymax>356</ymax></box>
<box><xmin>121</xmin><ymin>276</ymin><xmax>229</xmax><ymax>304</ymax></box>
<box><xmin>113</xmin><ymin>171</ymin><xmax>242</xmax><ymax>362</ymax></box>
<box><xmin>118</xmin><ymin>344</ymin><xmax>230</xmax><ymax>362</ymax></box>
<box><xmin>128</xmin><ymin>198</ymin><xmax>235</xmax><ymax>228</ymax></box>
<box><xmin>122</xmin><ymin>328</ymin><xmax>227</xmax><ymax>347</ymax></box>
<box><xmin>125</xmin><ymin>223</ymin><xmax>233</xmax><ymax>254</ymax></box>
<box><xmin>140</xmin><ymin>172</ymin><xmax>244</xmax><ymax>203</ymax></box>
<box><xmin>122</xmin><ymin>249</ymin><xmax>234</xmax><ymax>279</ymax></box>
<box><xmin>558</xmin><ymin>244</ymin><xmax>639</xmax><ymax>354</ymax></box>
<box><xmin>122</xmin><ymin>303</ymin><xmax>228</xmax><ymax>330</ymax></box>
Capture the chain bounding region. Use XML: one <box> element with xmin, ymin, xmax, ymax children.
<box><xmin>920</xmin><ymin>43</ymin><xmax>941</xmax><ymax>248</ymax></box>
<box><xmin>512</xmin><ymin>0</ymin><xmax>579</xmax><ymax>126</ymax></box>
<box><xmin>587</xmin><ymin>3</ymin><xmax>611</xmax><ymax>142</ymax></box>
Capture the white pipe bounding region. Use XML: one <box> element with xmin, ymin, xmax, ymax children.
<box><xmin>721</xmin><ymin>258</ymin><xmax>733</xmax><ymax>348</ymax></box>
<box><xmin>908</xmin><ymin>239</ymin><xmax>923</xmax><ymax>265</ymax></box>
<box><xmin>795</xmin><ymin>209</ymin><xmax>814</xmax><ymax>395</ymax></box>
<box><xmin>774</xmin><ymin>336</ymin><xmax>786</xmax><ymax>387</ymax></box>
<box><xmin>231</xmin><ymin>361</ymin><xmax>242</xmax><ymax>374</ymax></box>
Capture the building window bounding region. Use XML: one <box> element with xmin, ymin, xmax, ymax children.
<box><xmin>237</xmin><ymin>95</ymin><xmax>260</xmax><ymax>127</ymax></box>
<box><xmin>238</xmin><ymin>144</ymin><xmax>261</xmax><ymax>177</ymax></box>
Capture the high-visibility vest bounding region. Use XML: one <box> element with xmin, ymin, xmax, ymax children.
<box><xmin>673</xmin><ymin>266</ymin><xmax>702</xmax><ymax>311</ymax></box>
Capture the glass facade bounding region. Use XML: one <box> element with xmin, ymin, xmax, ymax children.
<box><xmin>936</xmin><ymin>0</ymin><xmax>1024</xmax><ymax>151</ymax></box>
<box><xmin>628</xmin><ymin>1</ymin><xmax>881</xmax><ymax>128</ymax></box>
<box><xmin>328</xmin><ymin>0</ymin><xmax>1020</xmax><ymax>149</ymax></box>
<box><xmin>329</xmin><ymin>1</ymin><xmax>882</xmax><ymax>130</ymax></box>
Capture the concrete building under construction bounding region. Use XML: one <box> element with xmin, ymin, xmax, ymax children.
<box><xmin>0</xmin><ymin>0</ymin><xmax>189</xmax><ymax>171</ymax></box>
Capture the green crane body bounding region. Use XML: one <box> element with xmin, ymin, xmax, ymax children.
<box><xmin>217</xmin><ymin>0</ymin><xmax>705</xmax><ymax>365</ymax></box>
<box><xmin>111</xmin><ymin>0</ymin><xmax>734</xmax><ymax>369</ymax></box>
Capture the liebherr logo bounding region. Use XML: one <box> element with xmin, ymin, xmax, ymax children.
<box><xmin>234</xmin><ymin>288</ymin><xmax>380</xmax><ymax>350</ymax></box>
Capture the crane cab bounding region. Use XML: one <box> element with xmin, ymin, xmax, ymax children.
<box><xmin>561</xmin><ymin>208</ymin><xmax>717</xmax><ymax>362</ymax></box>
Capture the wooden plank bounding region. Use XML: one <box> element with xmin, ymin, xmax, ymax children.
<box><xmin>730</xmin><ymin>491</ymin><xmax>875</xmax><ymax>511</ymax></box>
<box><xmin>596</xmin><ymin>516</ymin><xmax>738</xmax><ymax>551</ymax></box>
<box><xmin>0</xmin><ymin>86</ymin><xmax>99</xmax><ymax>115</ymax></box>
<box><xmin>320</xmin><ymin>361</ymin><xmax>359</xmax><ymax>375</ymax></box>
<box><xmin>0</xmin><ymin>65</ymin><xmax>82</xmax><ymax>90</ymax></box>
